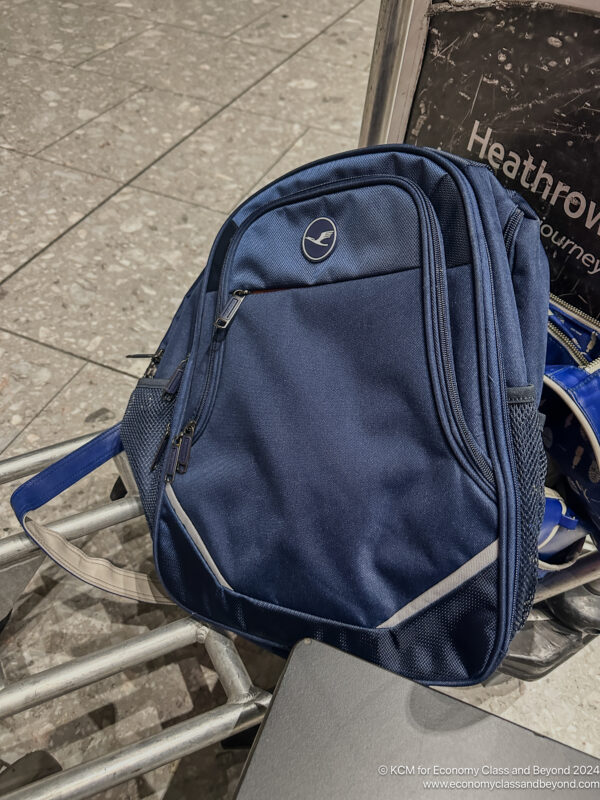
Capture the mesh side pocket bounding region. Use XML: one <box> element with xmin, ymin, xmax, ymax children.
<box><xmin>507</xmin><ymin>386</ymin><xmax>546</xmax><ymax>632</ymax></box>
<box><xmin>120</xmin><ymin>383</ymin><xmax>175</xmax><ymax>530</ymax></box>
<box><xmin>382</xmin><ymin>562</ymin><xmax>499</xmax><ymax>682</ymax></box>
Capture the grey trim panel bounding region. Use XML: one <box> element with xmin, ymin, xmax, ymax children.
<box><xmin>377</xmin><ymin>540</ymin><xmax>498</xmax><ymax>628</ymax></box>
<box><xmin>166</xmin><ymin>485</ymin><xmax>232</xmax><ymax>590</ymax></box>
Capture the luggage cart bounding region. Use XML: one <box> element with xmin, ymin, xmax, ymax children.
<box><xmin>2</xmin><ymin>2</ymin><xmax>600</xmax><ymax>795</ymax></box>
<box><xmin>0</xmin><ymin>437</ymin><xmax>271</xmax><ymax>800</ymax></box>
<box><xmin>2</xmin><ymin>437</ymin><xmax>599</xmax><ymax>798</ymax></box>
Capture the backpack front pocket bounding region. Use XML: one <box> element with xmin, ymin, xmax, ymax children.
<box><xmin>166</xmin><ymin>180</ymin><xmax>498</xmax><ymax>629</ymax></box>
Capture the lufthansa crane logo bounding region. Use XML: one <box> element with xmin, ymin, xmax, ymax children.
<box><xmin>302</xmin><ymin>217</ymin><xmax>337</xmax><ymax>262</ymax></box>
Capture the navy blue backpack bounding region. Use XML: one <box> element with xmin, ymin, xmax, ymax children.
<box><xmin>12</xmin><ymin>146</ymin><xmax>550</xmax><ymax>686</ymax></box>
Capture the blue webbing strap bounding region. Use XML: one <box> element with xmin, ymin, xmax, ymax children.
<box><xmin>11</xmin><ymin>424</ymin><xmax>172</xmax><ymax>604</ymax></box>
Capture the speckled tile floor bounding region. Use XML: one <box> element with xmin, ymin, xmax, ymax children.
<box><xmin>0</xmin><ymin>1</ymin><xmax>371</xmax><ymax>796</ymax></box>
<box><xmin>0</xmin><ymin>0</ymin><xmax>598</xmax><ymax>797</ymax></box>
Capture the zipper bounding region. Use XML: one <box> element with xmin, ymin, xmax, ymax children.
<box><xmin>548</xmin><ymin>320</ymin><xmax>589</xmax><ymax>367</ymax></box>
<box><xmin>165</xmin><ymin>434</ymin><xmax>181</xmax><ymax>484</ymax></box>
<box><xmin>548</xmin><ymin>294</ymin><xmax>600</xmax><ymax>372</ymax></box>
<box><xmin>585</xmin><ymin>358</ymin><xmax>600</xmax><ymax>374</ymax></box>
<box><xmin>126</xmin><ymin>348</ymin><xmax>165</xmax><ymax>377</ymax></box>
<box><xmin>165</xmin><ymin>420</ymin><xmax>196</xmax><ymax>482</ymax></box>
<box><xmin>484</xmin><ymin>230</ymin><xmax>523</xmax><ymax>635</ymax></box>
<box><xmin>416</xmin><ymin>186</ymin><xmax>495</xmax><ymax>487</ymax></box>
<box><xmin>167</xmin><ymin>175</ymin><xmax>395</xmax><ymax>480</ymax></box>
<box><xmin>140</xmin><ymin>348</ymin><xmax>165</xmax><ymax>378</ymax></box>
<box><xmin>214</xmin><ymin>290</ymin><xmax>249</xmax><ymax>329</ymax></box>
<box><xmin>167</xmin><ymin>326</ymin><xmax>222</xmax><ymax>477</ymax></box>
<box><xmin>550</xmin><ymin>293</ymin><xmax>600</xmax><ymax>334</ymax></box>
<box><xmin>168</xmin><ymin>173</ymin><xmax>496</xmax><ymax>484</ymax></box>
<box><xmin>502</xmin><ymin>207</ymin><xmax>524</xmax><ymax>257</ymax></box>
<box><xmin>163</xmin><ymin>357</ymin><xmax>189</xmax><ymax>399</ymax></box>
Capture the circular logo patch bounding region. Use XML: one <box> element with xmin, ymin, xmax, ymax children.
<box><xmin>302</xmin><ymin>217</ymin><xmax>337</xmax><ymax>262</ymax></box>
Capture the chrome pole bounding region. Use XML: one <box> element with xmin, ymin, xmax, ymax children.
<box><xmin>0</xmin><ymin>619</ymin><xmax>203</xmax><ymax>720</ymax></box>
<box><xmin>359</xmin><ymin>0</ymin><xmax>431</xmax><ymax>146</ymax></box>
<box><xmin>204</xmin><ymin>628</ymin><xmax>260</xmax><ymax>703</ymax></box>
<box><xmin>535</xmin><ymin>550</ymin><xmax>600</xmax><ymax>603</ymax></box>
<box><xmin>0</xmin><ymin>431</ymin><xmax>103</xmax><ymax>486</ymax></box>
<box><xmin>0</xmin><ymin>497</ymin><xmax>143</xmax><ymax>568</ymax></box>
<box><xmin>1</xmin><ymin>699</ymin><xmax>268</xmax><ymax>800</ymax></box>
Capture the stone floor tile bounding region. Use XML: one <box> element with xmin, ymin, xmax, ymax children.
<box><xmin>0</xmin><ymin>361</ymin><xmax>137</xmax><ymax>531</ymax></box>
<box><xmin>0</xmin><ymin>330</ymin><xmax>84</xmax><ymax>457</ymax></box>
<box><xmin>301</xmin><ymin>0</ymin><xmax>379</xmax><ymax>71</ymax></box>
<box><xmin>150</xmin><ymin>746</ymin><xmax>247</xmax><ymax>800</ymax></box>
<box><xmin>287</xmin><ymin>0</ymin><xmax>361</xmax><ymax>14</ymax></box>
<box><xmin>82</xmin><ymin>26</ymin><xmax>285</xmax><ymax>105</ymax></box>
<box><xmin>0</xmin><ymin>188</ymin><xmax>226</xmax><ymax>373</ymax></box>
<box><xmin>234</xmin><ymin>0</ymin><xmax>344</xmax><ymax>54</ymax></box>
<box><xmin>0</xmin><ymin>0</ymin><xmax>153</xmax><ymax>67</ymax></box>
<box><xmin>52</xmin><ymin>707</ymin><xmax>162</xmax><ymax>767</ymax></box>
<box><xmin>4</xmin><ymin>363</ymin><xmax>136</xmax><ymax>459</ymax></box>
<box><xmin>233</xmin><ymin>53</ymin><xmax>368</xmax><ymax>137</ymax></box>
<box><xmin>0</xmin><ymin>439</ymin><xmax>275</xmax><ymax>800</ymax></box>
<box><xmin>0</xmin><ymin>148</ymin><xmax>118</xmax><ymax>280</ymax></box>
<box><xmin>134</xmin><ymin>107</ymin><xmax>303</xmax><ymax>212</ymax></box>
<box><xmin>248</xmin><ymin>127</ymin><xmax>356</xmax><ymax>195</ymax></box>
<box><xmin>0</xmin><ymin>51</ymin><xmax>139</xmax><ymax>154</ymax></box>
<box><xmin>345</xmin><ymin>0</ymin><xmax>381</xmax><ymax>24</ymax></box>
<box><xmin>82</xmin><ymin>0</ymin><xmax>277</xmax><ymax>38</ymax></box>
<box><xmin>40</xmin><ymin>88</ymin><xmax>219</xmax><ymax>183</ymax></box>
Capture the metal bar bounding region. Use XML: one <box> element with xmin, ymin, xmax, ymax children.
<box><xmin>0</xmin><ymin>496</ymin><xmax>143</xmax><ymax>568</ymax></box>
<box><xmin>1</xmin><ymin>698</ymin><xmax>269</xmax><ymax>800</ymax></box>
<box><xmin>0</xmin><ymin>619</ymin><xmax>204</xmax><ymax>720</ymax></box>
<box><xmin>114</xmin><ymin>451</ymin><xmax>138</xmax><ymax>495</ymax></box>
<box><xmin>0</xmin><ymin>431</ymin><xmax>104</xmax><ymax>486</ymax></box>
<box><xmin>535</xmin><ymin>550</ymin><xmax>600</xmax><ymax>603</ymax></box>
<box><xmin>359</xmin><ymin>0</ymin><xmax>430</xmax><ymax>146</ymax></box>
<box><xmin>204</xmin><ymin>628</ymin><xmax>257</xmax><ymax>703</ymax></box>
<box><xmin>359</xmin><ymin>0</ymin><xmax>406</xmax><ymax>145</ymax></box>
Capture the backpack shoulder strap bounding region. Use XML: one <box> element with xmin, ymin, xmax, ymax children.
<box><xmin>11</xmin><ymin>424</ymin><xmax>172</xmax><ymax>605</ymax></box>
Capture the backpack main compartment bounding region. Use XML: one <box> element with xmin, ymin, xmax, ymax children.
<box><xmin>120</xmin><ymin>145</ymin><xmax>549</xmax><ymax>685</ymax></box>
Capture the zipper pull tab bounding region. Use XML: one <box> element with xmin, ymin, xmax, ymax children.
<box><xmin>214</xmin><ymin>290</ymin><xmax>249</xmax><ymax>330</ymax></box>
<box><xmin>143</xmin><ymin>347</ymin><xmax>165</xmax><ymax>378</ymax></box>
<box><xmin>165</xmin><ymin>433</ymin><xmax>182</xmax><ymax>483</ymax></box>
<box><xmin>163</xmin><ymin>357</ymin><xmax>188</xmax><ymax>399</ymax></box>
<box><xmin>151</xmin><ymin>423</ymin><xmax>171</xmax><ymax>472</ymax></box>
<box><xmin>176</xmin><ymin>421</ymin><xmax>196</xmax><ymax>474</ymax></box>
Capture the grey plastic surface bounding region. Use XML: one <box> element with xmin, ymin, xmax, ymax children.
<box><xmin>235</xmin><ymin>640</ymin><xmax>600</xmax><ymax>799</ymax></box>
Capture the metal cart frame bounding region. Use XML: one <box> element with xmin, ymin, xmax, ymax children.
<box><xmin>0</xmin><ymin>437</ymin><xmax>271</xmax><ymax>800</ymax></box>
<box><xmin>2</xmin><ymin>1</ymin><xmax>600</xmax><ymax>796</ymax></box>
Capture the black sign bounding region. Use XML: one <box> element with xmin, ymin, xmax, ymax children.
<box><xmin>406</xmin><ymin>4</ymin><xmax>600</xmax><ymax>316</ymax></box>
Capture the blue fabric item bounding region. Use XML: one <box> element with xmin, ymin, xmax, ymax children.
<box><xmin>543</xmin><ymin>297</ymin><xmax>600</xmax><ymax>547</ymax></box>
<box><xmin>11</xmin><ymin>425</ymin><xmax>122</xmax><ymax>524</ymax></box>
<box><xmin>11</xmin><ymin>146</ymin><xmax>550</xmax><ymax>685</ymax></box>
<box><xmin>538</xmin><ymin>491</ymin><xmax>589</xmax><ymax>566</ymax></box>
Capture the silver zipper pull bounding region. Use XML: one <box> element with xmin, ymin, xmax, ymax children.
<box><xmin>214</xmin><ymin>290</ymin><xmax>249</xmax><ymax>330</ymax></box>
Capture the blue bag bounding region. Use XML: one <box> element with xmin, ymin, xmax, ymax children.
<box><xmin>12</xmin><ymin>146</ymin><xmax>550</xmax><ymax>685</ymax></box>
<box><xmin>540</xmin><ymin>296</ymin><xmax>600</xmax><ymax>556</ymax></box>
